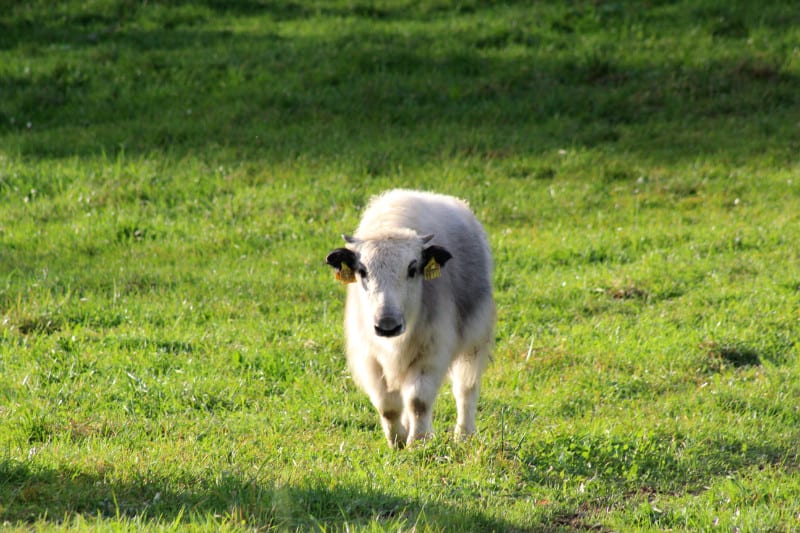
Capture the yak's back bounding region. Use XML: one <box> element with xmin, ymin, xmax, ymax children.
<box><xmin>356</xmin><ymin>190</ymin><xmax>471</xmax><ymax>238</ymax></box>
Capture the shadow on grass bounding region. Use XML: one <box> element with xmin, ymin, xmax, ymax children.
<box><xmin>0</xmin><ymin>1</ymin><xmax>798</xmax><ymax>166</ymax></box>
<box><xmin>524</xmin><ymin>433</ymin><xmax>793</xmax><ymax>488</ymax></box>
<box><xmin>701</xmin><ymin>336</ymin><xmax>796</xmax><ymax>372</ymax></box>
<box><xmin>480</xmin><ymin>399</ymin><xmax>799</xmax><ymax>495</ymax></box>
<box><xmin>0</xmin><ymin>459</ymin><xmax>520</xmax><ymax>530</ymax></box>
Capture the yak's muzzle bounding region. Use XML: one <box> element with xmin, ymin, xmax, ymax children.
<box><xmin>374</xmin><ymin>315</ymin><xmax>405</xmax><ymax>337</ymax></box>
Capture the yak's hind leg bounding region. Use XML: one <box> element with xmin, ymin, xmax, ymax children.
<box><xmin>450</xmin><ymin>343</ymin><xmax>491</xmax><ymax>439</ymax></box>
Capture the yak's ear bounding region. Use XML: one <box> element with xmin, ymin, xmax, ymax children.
<box><xmin>326</xmin><ymin>248</ymin><xmax>357</xmax><ymax>284</ymax></box>
<box><xmin>421</xmin><ymin>245</ymin><xmax>452</xmax><ymax>281</ymax></box>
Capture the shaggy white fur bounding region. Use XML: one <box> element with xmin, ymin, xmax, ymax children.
<box><xmin>327</xmin><ymin>189</ymin><xmax>495</xmax><ymax>448</ymax></box>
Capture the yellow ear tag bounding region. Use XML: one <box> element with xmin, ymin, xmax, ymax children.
<box><xmin>335</xmin><ymin>263</ymin><xmax>356</xmax><ymax>284</ymax></box>
<box><xmin>423</xmin><ymin>257</ymin><xmax>442</xmax><ymax>281</ymax></box>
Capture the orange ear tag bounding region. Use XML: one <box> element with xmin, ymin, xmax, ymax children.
<box><xmin>423</xmin><ymin>257</ymin><xmax>442</xmax><ymax>281</ymax></box>
<box><xmin>335</xmin><ymin>263</ymin><xmax>356</xmax><ymax>284</ymax></box>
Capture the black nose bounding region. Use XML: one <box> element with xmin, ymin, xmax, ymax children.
<box><xmin>375</xmin><ymin>316</ymin><xmax>404</xmax><ymax>337</ymax></box>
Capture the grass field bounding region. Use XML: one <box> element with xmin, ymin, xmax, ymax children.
<box><xmin>1</xmin><ymin>0</ymin><xmax>799</xmax><ymax>530</ymax></box>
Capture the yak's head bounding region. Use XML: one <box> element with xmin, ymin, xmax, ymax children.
<box><xmin>326</xmin><ymin>231</ymin><xmax>452</xmax><ymax>338</ymax></box>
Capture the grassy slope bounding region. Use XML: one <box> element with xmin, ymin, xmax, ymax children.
<box><xmin>1</xmin><ymin>0</ymin><xmax>799</xmax><ymax>530</ymax></box>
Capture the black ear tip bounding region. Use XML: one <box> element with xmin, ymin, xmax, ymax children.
<box><xmin>327</xmin><ymin>247</ymin><xmax>356</xmax><ymax>268</ymax></box>
<box><xmin>423</xmin><ymin>245</ymin><xmax>452</xmax><ymax>266</ymax></box>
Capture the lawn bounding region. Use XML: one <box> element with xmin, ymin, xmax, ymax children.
<box><xmin>1</xmin><ymin>0</ymin><xmax>799</xmax><ymax>530</ymax></box>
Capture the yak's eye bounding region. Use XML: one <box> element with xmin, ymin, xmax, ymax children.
<box><xmin>358</xmin><ymin>267</ymin><xmax>368</xmax><ymax>279</ymax></box>
<box><xmin>408</xmin><ymin>260</ymin><xmax>418</xmax><ymax>279</ymax></box>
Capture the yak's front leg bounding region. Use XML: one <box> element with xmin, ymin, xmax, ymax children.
<box><xmin>401</xmin><ymin>363</ymin><xmax>447</xmax><ymax>446</ymax></box>
<box><xmin>376</xmin><ymin>391</ymin><xmax>407</xmax><ymax>449</ymax></box>
<box><xmin>355</xmin><ymin>357</ymin><xmax>408</xmax><ymax>448</ymax></box>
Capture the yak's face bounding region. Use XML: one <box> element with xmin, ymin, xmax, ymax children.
<box><xmin>327</xmin><ymin>233</ymin><xmax>451</xmax><ymax>338</ymax></box>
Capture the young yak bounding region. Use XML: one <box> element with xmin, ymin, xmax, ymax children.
<box><xmin>326</xmin><ymin>189</ymin><xmax>495</xmax><ymax>448</ymax></box>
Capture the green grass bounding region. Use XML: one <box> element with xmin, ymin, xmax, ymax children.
<box><xmin>1</xmin><ymin>0</ymin><xmax>799</xmax><ymax>530</ymax></box>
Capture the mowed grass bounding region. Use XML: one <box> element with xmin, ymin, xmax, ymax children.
<box><xmin>1</xmin><ymin>0</ymin><xmax>799</xmax><ymax>530</ymax></box>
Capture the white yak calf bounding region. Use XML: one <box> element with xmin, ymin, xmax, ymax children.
<box><xmin>325</xmin><ymin>189</ymin><xmax>495</xmax><ymax>448</ymax></box>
